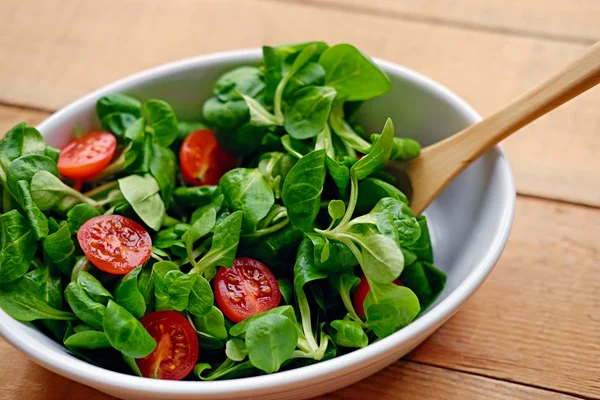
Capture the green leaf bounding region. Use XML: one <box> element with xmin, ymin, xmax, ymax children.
<box><xmin>149</xmin><ymin>144</ymin><xmax>177</xmax><ymax>202</ymax></box>
<box><xmin>370</xmin><ymin>134</ymin><xmax>421</xmax><ymax>161</ymax></box>
<box><xmin>142</xmin><ymin>99</ymin><xmax>179</xmax><ymax>147</ymax></box>
<box><xmin>356</xmin><ymin>177</ymin><xmax>408</xmax><ymax>214</ymax></box>
<box><xmin>30</xmin><ymin>170</ymin><xmax>96</xmax><ymax>211</ymax></box>
<box><xmin>96</xmin><ymin>93</ymin><xmax>142</xmax><ymax>120</ymax></box>
<box><xmin>280</xmin><ymin>135</ymin><xmax>312</xmax><ymax>159</ymax></box>
<box><xmin>262</xmin><ymin>46</ymin><xmax>283</xmax><ymax>104</ymax></box>
<box><xmin>152</xmin><ymin>261</ymin><xmax>179</xmax><ymax>311</ymax></box>
<box><xmin>0</xmin><ymin>272</ymin><xmax>75</xmax><ymax>321</ymax></box>
<box><xmin>6</xmin><ymin>153</ymin><xmax>58</xmax><ymax>197</ymax></box>
<box><xmin>229</xmin><ymin>305</ymin><xmax>296</xmax><ymax>337</ymax></box>
<box><xmin>202</xmin><ymin>97</ymin><xmax>249</xmax><ymax>130</ymax></box>
<box><xmin>240</xmin><ymin>94</ymin><xmax>281</xmax><ymax>126</ymax></box>
<box><xmin>220</xmin><ymin>169</ymin><xmax>274</xmax><ymax>232</ymax></box>
<box><xmin>359</xmin><ymin>234</ymin><xmax>404</xmax><ymax>284</ymax></box>
<box><xmin>101</xmin><ymin>113</ymin><xmax>137</xmax><ymax>137</ymax></box>
<box><xmin>215</xmin><ymin>66</ymin><xmax>265</xmax><ymax>102</ymax></box>
<box><xmin>407</xmin><ymin>216</ymin><xmax>434</xmax><ymax>262</ymax></box>
<box><xmin>196</xmin><ymin>211</ymin><xmax>243</xmax><ymax>271</ymax></box>
<box><xmin>328</xmin><ymin>199</ymin><xmax>346</xmax><ymax>222</ymax></box>
<box><xmin>351</xmin><ymin>118</ymin><xmax>394</xmax><ymax>180</ymax></box>
<box><xmin>225</xmin><ymin>338</ymin><xmax>248</xmax><ymax>361</ymax></box>
<box><xmin>282</xmin><ymin>150</ymin><xmax>326</xmax><ymax>232</ymax></box>
<box><xmin>64</xmin><ymin>330</ymin><xmax>112</xmax><ymax>349</ymax></box>
<box><xmin>193</xmin><ymin>305</ymin><xmax>228</xmax><ymax>340</ymax></box>
<box><xmin>65</xmin><ymin>282</ymin><xmax>106</xmax><ymax>329</ymax></box>
<box><xmin>370</xmin><ymin>197</ymin><xmax>421</xmax><ymax>247</ymax></box>
<box><xmin>166</xmin><ymin>272</ymin><xmax>196</xmax><ymax>311</ymax></box>
<box><xmin>194</xmin><ymin>360</ymin><xmax>256</xmax><ymax>381</ymax></box>
<box><xmin>187</xmin><ymin>274</ymin><xmax>214</xmax><ymax>317</ymax></box>
<box><xmin>182</xmin><ymin>208</ymin><xmax>216</xmax><ymax>267</ymax></box>
<box><xmin>14</xmin><ymin>180</ymin><xmax>48</xmax><ymax>240</ymax></box>
<box><xmin>114</xmin><ymin>266</ymin><xmax>146</xmax><ymax>319</ymax></box>
<box><xmin>103</xmin><ymin>300</ymin><xmax>156</xmax><ymax>358</ymax></box>
<box><xmin>319</xmin><ymin>43</ymin><xmax>391</xmax><ymax>101</ymax></box>
<box><xmin>364</xmin><ymin>281</ymin><xmax>420</xmax><ymax>338</ymax></box>
<box><xmin>277</xmin><ymin>278</ymin><xmax>294</xmax><ymax>305</ymax></box>
<box><xmin>43</xmin><ymin>221</ymin><xmax>75</xmax><ymax>276</ymax></box>
<box><xmin>118</xmin><ymin>174</ymin><xmax>165</xmax><ymax>231</ymax></box>
<box><xmin>246</xmin><ymin>314</ymin><xmax>298</xmax><ymax>373</ymax></box>
<box><xmin>76</xmin><ymin>270</ymin><xmax>113</xmax><ymax>305</ymax></box>
<box><xmin>283</xmin><ymin>62</ymin><xmax>326</xmax><ymax>98</ymax></box>
<box><xmin>67</xmin><ymin>204</ymin><xmax>100</xmax><ymax>234</ymax></box>
<box><xmin>284</xmin><ymin>86</ymin><xmax>336</xmax><ymax>139</ymax></box>
<box><xmin>401</xmin><ymin>261</ymin><xmax>446</xmax><ymax>311</ymax></box>
<box><xmin>325</xmin><ymin>156</ymin><xmax>350</xmax><ymax>191</ymax></box>
<box><xmin>328</xmin><ymin>101</ymin><xmax>371</xmax><ymax>152</ymax></box>
<box><xmin>330</xmin><ymin>319</ymin><xmax>368</xmax><ymax>348</ymax></box>
<box><xmin>0</xmin><ymin>210</ymin><xmax>36</xmax><ymax>283</ymax></box>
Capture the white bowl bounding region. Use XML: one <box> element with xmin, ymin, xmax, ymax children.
<box><xmin>0</xmin><ymin>49</ymin><xmax>515</xmax><ymax>400</ymax></box>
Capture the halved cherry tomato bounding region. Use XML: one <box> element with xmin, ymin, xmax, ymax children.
<box><xmin>214</xmin><ymin>257</ymin><xmax>281</xmax><ymax>323</ymax></box>
<box><xmin>136</xmin><ymin>311</ymin><xmax>199</xmax><ymax>380</ymax></box>
<box><xmin>58</xmin><ymin>132</ymin><xmax>116</xmax><ymax>180</ymax></box>
<box><xmin>77</xmin><ymin>215</ymin><xmax>152</xmax><ymax>275</ymax></box>
<box><xmin>353</xmin><ymin>275</ymin><xmax>403</xmax><ymax>317</ymax></box>
<box><xmin>179</xmin><ymin>129</ymin><xmax>236</xmax><ymax>186</ymax></box>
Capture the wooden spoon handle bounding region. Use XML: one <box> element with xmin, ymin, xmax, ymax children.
<box><xmin>408</xmin><ymin>40</ymin><xmax>600</xmax><ymax>215</ymax></box>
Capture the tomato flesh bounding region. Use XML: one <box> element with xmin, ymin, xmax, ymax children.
<box><xmin>179</xmin><ymin>129</ymin><xmax>236</xmax><ymax>186</ymax></box>
<box><xmin>214</xmin><ymin>257</ymin><xmax>281</xmax><ymax>323</ymax></box>
<box><xmin>353</xmin><ymin>275</ymin><xmax>403</xmax><ymax>317</ymax></box>
<box><xmin>136</xmin><ymin>311</ymin><xmax>199</xmax><ymax>380</ymax></box>
<box><xmin>77</xmin><ymin>215</ymin><xmax>152</xmax><ymax>275</ymax></box>
<box><xmin>58</xmin><ymin>132</ymin><xmax>116</xmax><ymax>179</ymax></box>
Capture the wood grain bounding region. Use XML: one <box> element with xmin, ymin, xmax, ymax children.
<box><xmin>295</xmin><ymin>0</ymin><xmax>600</xmax><ymax>43</ymax></box>
<box><xmin>0</xmin><ymin>338</ymin><xmax>577</xmax><ymax>400</ymax></box>
<box><xmin>0</xmin><ymin>0</ymin><xmax>599</xmax><ymax>208</ymax></box>
<box><xmin>0</xmin><ymin>104</ymin><xmax>49</xmax><ymax>135</ymax></box>
<box><xmin>408</xmin><ymin>196</ymin><xmax>600</xmax><ymax>398</ymax></box>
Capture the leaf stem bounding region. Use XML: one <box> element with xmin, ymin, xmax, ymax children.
<box><xmin>333</xmin><ymin>171</ymin><xmax>358</xmax><ymax>230</ymax></box>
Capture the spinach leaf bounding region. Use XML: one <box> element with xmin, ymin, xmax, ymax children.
<box><xmin>278</xmin><ymin>278</ymin><xmax>294</xmax><ymax>305</ymax></box>
<box><xmin>401</xmin><ymin>261</ymin><xmax>446</xmax><ymax>311</ymax></box>
<box><xmin>246</xmin><ymin>314</ymin><xmax>298</xmax><ymax>373</ymax></box>
<box><xmin>195</xmin><ymin>360</ymin><xmax>256</xmax><ymax>381</ymax></box>
<box><xmin>186</xmin><ymin>273</ymin><xmax>213</xmax><ymax>317</ymax></box>
<box><xmin>182</xmin><ymin>208</ymin><xmax>216</xmax><ymax>268</ymax></box>
<box><xmin>119</xmin><ymin>174</ymin><xmax>165</xmax><ymax>231</ymax></box>
<box><xmin>173</xmin><ymin>186</ymin><xmax>217</xmax><ymax>208</ymax></box>
<box><xmin>328</xmin><ymin>199</ymin><xmax>346</xmax><ymax>222</ymax></box>
<box><xmin>30</xmin><ymin>170</ymin><xmax>98</xmax><ymax>211</ymax></box>
<box><xmin>407</xmin><ymin>216</ymin><xmax>434</xmax><ymax>263</ymax></box>
<box><xmin>103</xmin><ymin>300</ymin><xmax>156</xmax><ymax>358</ymax></box>
<box><xmin>370</xmin><ymin>134</ymin><xmax>421</xmax><ymax>161</ymax></box>
<box><xmin>229</xmin><ymin>305</ymin><xmax>296</xmax><ymax>338</ymax></box>
<box><xmin>64</xmin><ymin>331</ymin><xmax>112</xmax><ymax>349</ymax></box>
<box><xmin>330</xmin><ymin>318</ymin><xmax>368</xmax><ymax>348</ymax></box>
<box><xmin>114</xmin><ymin>266</ymin><xmax>146</xmax><ymax>319</ymax></box>
<box><xmin>149</xmin><ymin>144</ymin><xmax>176</xmax><ymax>202</ymax></box>
<box><xmin>6</xmin><ymin>154</ymin><xmax>58</xmax><ymax>198</ymax></box>
<box><xmin>262</xmin><ymin>46</ymin><xmax>283</xmax><ymax>104</ymax></box>
<box><xmin>369</xmin><ymin>197</ymin><xmax>421</xmax><ymax>247</ymax></box>
<box><xmin>67</xmin><ymin>204</ymin><xmax>100</xmax><ymax>233</ymax></box>
<box><xmin>137</xmin><ymin>267</ymin><xmax>155</xmax><ymax>314</ymax></box>
<box><xmin>96</xmin><ymin>93</ymin><xmax>142</xmax><ymax>120</ymax></box>
<box><xmin>215</xmin><ymin>122</ymin><xmax>267</xmax><ymax>156</ymax></box>
<box><xmin>14</xmin><ymin>180</ymin><xmax>48</xmax><ymax>240</ymax></box>
<box><xmin>358</xmin><ymin>234</ymin><xmax>404</xmax><ymax>284</ymax></box>
<box><xmin>203</xmin><ymin>97</ymin><xmax>249</xmax><ymax>130</ymax></box>
<box><xmin>283</xmin><ymin>62</ymin><xmax>326</xmax><ymax>98</ymax></box>
<box><xmin>220</xmin><ymin>169</ymin><xmax>273</xmax><ymax>231</ymax></box>
<box><xmin>193</xmin><ymin>305</ymin><xmax>228</xmax><ymax>340</ymax></box>
<box><xmin>65</xmin><ymin>282</ymin><xmax>106</xmax><ymax>329</ymax></box>
<box><xmin>0</xmin><ymin>123</ymin><xmax>48</xmax><ymax>178</ymax></box>
<box><xmin>308</xmin><ymin>235</ymin><xmax>357</xmax><ymax>271</ymax></box>
<box><xmin>328</xmin><ymin>101</ymin><xmax>371</xmax><ymax>152</ymax></box>
<box><xmin>325</xmin><ymin>156</ymin><xmax>350</xmax><ymax>191</ymax></box>
<box><xmin>402</xmin><ymin>248</ymin><xmax>418</xmax><ymax>266</ymax></box>
<box><xmin>319</xmin><ymin>44</ymin><xmax>391</xmax><ymax>101</ymax></box>
<box><xmin>282</xmin><ymin>150</ymin><xmax>326</xmax><ymax>232</ymax></box>
<box><xmin>0</xmin><ymin>272</ymin><xmax>75</xmax><ymax>321</ymax></box>
<box><xmin>43</xmin><ymin>221</ymin><xmax>75</xmax><ymax>276</ymax></box>
<box><xmin>329</xmin><ymin>273</ymin><xmax>362</xmax><ymax>321</ymax></box>
<box><xmin>240</xmin><ymin>94</ymin><xmax>280</xmax><ymax>127</ymax></box>
<box><xmin>257</xmin><ymin>152</ymin><xmax>296</xmax><ymax>199</ymax></box>
<box><xmin>142</xmin><ymin>99</ymin><xmax>179</xmax><ymax>147</ymax></box>
<box><xmin>364</xmin><ymin>281</ymin><xmax>420</xmax><ymax>338</ymax></box>
<box><xmin>284</xmin><ymin>86</ymin><xmax>336</xmax><ymax>140</ymax></box>
<box><xmin>195</xmin><ymin>211</ymin><xmax>243</xmax><ymax>272</ymax></box>
<box><xmin>281</xmin><ymin>135</ymin><xmax>312</xmax><ymax>159</ymax></box>
<box><xmin>225</xmin><ymin>338</ymin><xmax>248</xmax><ymax>361</ymax></box>
<box><xmin>166</xmin><ymin>272</ymin><xmax>196</xmax><ymax>311</ymax></box>
<box><xmin>356</xmin><ymin>177</ymin><xmax>408</xmax><ymax>214</ymax></box>
<box><xmin>76</xmin><ymin>270</ymin><xmax>113</xmax><ymax>305</ymax></box>
<box><xmin>239</xmin><ymin>223</ymin><xmax>303</xmax><ymax>271</ymax></box>
<box><xmin>214</xmin><ymin>66</ymin><xmax>265</xmax><ymax>101</ymax></box>
<box><xmin>0</xmin><ymin>210</ymin><xmax>35</xmax><ymax>283</ymax></box>
<box><xmin>101</xmin><ymin>113</ymin><xmax>137</xmax><ymax>137</ymax></box>
<box><xmin>351</xmin><ymin>118</ymin><xmax>394</xmax><ymax>180</ymax></box>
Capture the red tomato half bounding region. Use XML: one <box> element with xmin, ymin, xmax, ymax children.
<box><xmin>136</xmin><ymin>311</ymin><xmax>199</xmax><ymax>380</ymax></box>
<box><xmin>58</xmin><ymin>132</ymin><xmax>117</xmax><ymax>179</ymax></box>
<box><xmin>179</xmin><ymin>129</ymin><xmax>236</xmax><ymax>186</ymax></box>
<box><xmin>77</xmin><ymin>215</ymin><xmax>152</xmax><ymax>275</ymax></box>
<box><xmin>353</xmin><ymin>275</ymin><xmax>403</xmax><ymax>317</ymax></box>
<box><xmin>214</xmin><ymin>257</ymin><xmax>281</xmax><ymax>323</ymax></box>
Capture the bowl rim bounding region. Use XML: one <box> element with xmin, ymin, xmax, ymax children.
<box><xmin>0</xmin><ymin>48</ymin><xmax>516</xmax><ymax>396</ymax></box>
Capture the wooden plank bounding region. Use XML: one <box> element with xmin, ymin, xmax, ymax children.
<box><xmin>0</xmin><ymin>1</ymin><xmax>599</xmax><ymax>207</ymax></box>
<box><xmin>296</xmin><ymin>0</ymin><xmax>600</xmax><ymax>43</ymax></box>
<box><xmin>0</xmin><ymin>104</ymin><xmax>49</xmax><ymax>136</ymax></box>
<box><xmin>0</xmin><ymin>338</ymin><xmax>576</xmax><ymax>400</ymax></box>
<box><xmin>408</xmin><ymin>196</ymin><xmax>600</xmax><ymax>399</ymax></box>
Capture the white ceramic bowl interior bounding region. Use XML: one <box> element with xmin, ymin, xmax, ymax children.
<box><xmin>0</xmin><ymin>49</ymin><xmax>515</xmax><ymax>400</ymax></box>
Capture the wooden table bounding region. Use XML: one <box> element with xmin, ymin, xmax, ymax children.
<box><xmin>1</xmin><ymin>0</ymin><xmax>599</xmax><ymax>398</ymax></box>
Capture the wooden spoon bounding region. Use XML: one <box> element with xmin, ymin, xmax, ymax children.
<box><xmin>396</xmin><ymin>41</ymin><xmax>600</xmax><ymax>216</ymax></box>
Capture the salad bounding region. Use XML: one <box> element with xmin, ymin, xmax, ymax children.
<box><xmin>0</xmin><ymin>42</ymin><xmax>445</xmax><ymax>381</ymax></box>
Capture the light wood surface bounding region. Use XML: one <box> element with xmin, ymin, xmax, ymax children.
<box><xmin>0</xmin><ymin>0</ymin><xmax>598</xmax><ymax>399</ymax></box>
<box><xmin>407</xmin><ymin>40</ymin><xmax>600</xmax><ymax>215</ymax></box>
<box><xmin>2</xmin><ymin>0</ymin><xmax>600</xmax><ymax>207</ymax></box>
